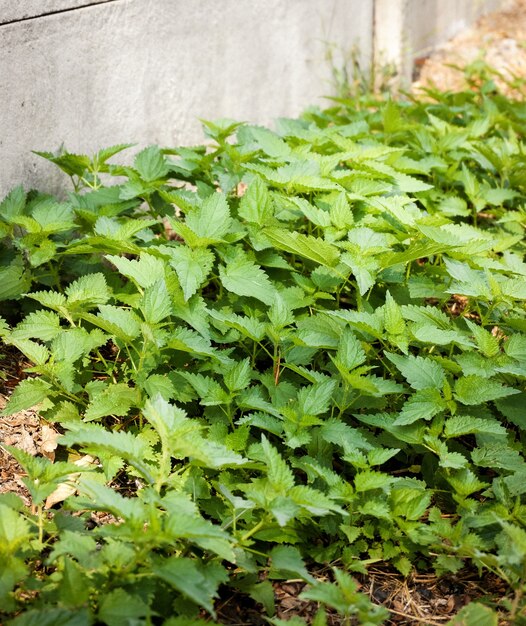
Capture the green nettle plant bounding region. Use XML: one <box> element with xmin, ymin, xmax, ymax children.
<box><xmin>0</xmin><ymin>77</ymin><xmax>525</xmax><ymax>625</ymax></box>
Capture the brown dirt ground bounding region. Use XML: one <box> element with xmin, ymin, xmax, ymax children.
<box><xmin>413</xmin><ymin>0</ymin><xmax>526</xmax><ymax>97</ymax></box>
<box><xmin>2</xmin><ymin>2</ymin><xmax>526</xmax><ymax>622</ymax></box>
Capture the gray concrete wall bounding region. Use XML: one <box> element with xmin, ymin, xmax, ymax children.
<box><xmin>0</xmin><ymin>0</ymin><xmax>502</xmax><ymax>195</ymax></box>
<box><xmin>0</xmin><ymin>0</ymin><xmax>373</xmax><ymax>195</ymax></box>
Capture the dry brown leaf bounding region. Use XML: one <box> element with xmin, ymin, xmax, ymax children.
<box><xmin>44</xmin><ymin>455</ymin><xmax>95</xmax><ymax>509</ymax></box>
<box><xmin>18</xmin><ymin>429</ymin><xmax>38</xmax><ymax>456</ymax></box>
<box><xmin>40</xmin><ymin>424</ymin><xmax>59</xmax><ymax>461</ymax></box>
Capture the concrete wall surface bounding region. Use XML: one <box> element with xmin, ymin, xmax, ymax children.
<box><xmin>0</xmin><ymin>0</ymin><xmax>502</xmax><ymax>195</ymax></box>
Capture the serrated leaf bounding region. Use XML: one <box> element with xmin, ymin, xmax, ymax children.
<box><xmin>386</xmin><ymin>352</ymin><xmax>445</xmax><ymax>390</ymax></box>
<box><xmin>84</xmin><ymin>383</ymin><xmax>140</xmax><ymax>421</ymax></box>
<box><xmin>454</xmin><ymin>375</ymin><xmax>519</xmax><ymax>405</ymax></box>
<box><xmin>395</xmin><ymin>388</ymin><xmax>445</xmax><ymax>425</ymax></box>
<box><xmin>383</xmin><ymin>290</ymin><xmax>406</xmax><ymax>336</ymax></box>
<box><xmin>297</xmin><ymin>380</ymin><xmax>335</xmax><ymax>416</ymax></box>
<box><xmin>153</xmin><ymin>557</ymin><xmax>227</xmax><ymax>616</ymax></box>
<box><xmin>140</xmin><ymin>279</ymin><xmax>172</xmax><ymax>324</ymax></box>
<box><xmin>444</xmin><ymin>415</ymin><xmax>507</xmax><ymax>438</ymax></box>
<box><xmin>166</xmin><ymin>245</ymin><xmax>214</xmax><ymax>301</ymax></box>
<box><xmin>334</xmin><ymin>327</ymin><xmax>366</xmax><ymax>371</ymax></box>
<box><xmin>12</xmin><ymin>310</ymin><xmax>61</xmax><ymax>341</ymax></box>
<box><xmin>106</xmin><ymin>252</ymin><xmax>166</xmax><ymax>289</ymax></box>
<box><xmin>134</xmin><ymin>145</ymin><xmax>169</xmax><ymax>181</ymax></box>
<box><xmin>261</xmin><ymin>435</ymin><xmax>295</xmax><ymax>492</ymax></box>
<box><xmin>219</xmin><ymin>255</ymin><xmax>276</xmax><ymax>305</ymax></box>
<box><xmin>98</xmin><ymin>589</ymin><xmax>148</xmax><ymax>626</ymax></box>
<box><xmin>1</xmin><ymin>378</ymin><xmax>51</xmax><ymax>415</ymax></box>
<box><xmin>264</xmin><ymin>228</ymin><xmax>340</xmax><ymax>267</ymax></box>
<box><xmin>269</xmin><ymin>546</ymin><xmax>315</xmax><ymax>583</ymax></box>
<box><xmin>185</xmin><ymin>192</ymin><xmax>231</xmax><ymax>241</ymax></box>
<box><xmin>464</xmin><ymin>319</ymin><xmax>500</xmax><ymax>358</ymax></box>
<box><xmin>238</xmin><ymin>177</ymin><xmax>274</xmax><ymax>226</ymax></box>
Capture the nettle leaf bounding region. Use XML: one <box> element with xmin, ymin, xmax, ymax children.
<box><xmin>264</xmin><ymin>228</ymin><xmax>340</xmax><ymax>267</ymax></box>
<box><xmin>65</xmin><ymin>273</ymin><xmax>110</xmax><ymax>308</ymax></box>
<box><xmin>395</xmin><ymin>388</ymin><xmax>445</xmax><ymax>425</ymax></box>
<box><xmin>166</xmin><ymin>245</ymin><xmax>214</xmax><ymax>301</ymax></box>
<box><xmin>140</xmin><ymin>279</ymin><xmax>172</xmax><ymax>324</ymax></box>
<box><xmin>0</xmin><ymin>185</ymin><xmax>26</xmax><ymax>220</ymax></box>
<box><xmin>383</xmin><ymin>291</ymin><xmax>406</xmax><ymax>336</ymax></box>
<box><xmin>1</xmin><ymin>378</ymin><xmax>51</xmax><ymax>415</ymax></box>
<box><xmin>504</xmin><ymin>333</ymin><xmax>526</xmax><ymax>362</ymax></box>
<box><xmin>153</xmin><ymin>557</ymin><xmax>227</xmax><ymax>617</ymax></box>
<box><xmin>134</xmin><ymin>145</ymin><xmax>169</xmax><ymax>181</ymax></box>
<box><xmin>219</xmin><ymin>254</ymin><xmax>276</xmax><ymax>305</ymax></box>
<box><xmin>208</xmin><ymin>308</ymin><xmax>265</xmax><ymax>341</ymax></box>
<box><xmin>269</xmin><ymin>545</ymin><xmax>316</xmax><ymax>583</ymax></box>
<box><xmin>61</xmin><ymin>427</ymin><xmax>153</xmax><ymax>483</ymax></box>
<box><xmin>333</xmin><ymin>327</ymin><xmax>366</xmax><ymax>371</ymax></box>
<box><xmin>238</xmin><ymin>177</ymin><xmax>274</xmax><ymax>225</ymax></box>
<box><xmin>260</xmin><ymin>435</ymin><xmax>295</xmax><ymax>493</ymax></box>
<box><xmin>185</xmin><ymin>192</ymin><xmax>232</xmax><ymax>241</ymax></box>
<box><xmin>224</xmin><ymin>358</ymin><xmax>252</xmax><ymax>392</ymax></box>
<box><xmin>444</xmin><ymin>415</ymin><xmax>507</xmax><ymax>438</ymax></box>
<box><xmin>84</xmin><ymin>383</ymin><xmax>140</xmax><ymax>421</ymax></box>
<box><xmin>386</xmin><ymin>352</ymin><xmax>445</xmax><ymax>390</ymax></box>
<box><xmin>12</xmin><ymin>310</ymin><xmax>61</xmax><ymax>341</ymax></box>
<box><xmin>464</xmin><ymin>319</ymin><xmax>500</xmax><ymax>358</ymax></box>
<box><xmin>454</xmin><ymin>375</ymin><xmax>519</xmax><ymax>405</ymax></box>
<box><xmin>106</xmin><ymin>252</ymin><xmax>166</xmax><ymax>289</ymax></box>
<box><xmin>297</xmin><ymin>380</ymin><xmax>335</xmax><ymax>416</ymax></box>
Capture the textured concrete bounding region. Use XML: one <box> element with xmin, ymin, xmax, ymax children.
<box><xmin>0</xmin><ymin>0</ymin><xmax>372</xmax><ymax>195</ymax></box>
<box><xmin>0</xmin><ymin>1</ymin><xmax>115</xmax><ymax>24</ymax></box>
<box><xmin>0</xmin><ymin>0</ymin><xmax>502</xmax><ymax>195</ymax></box>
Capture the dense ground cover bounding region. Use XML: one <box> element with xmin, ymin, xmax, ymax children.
<box><xmin>0</xmin><ymin>81</ymin><xmax>525</xmax><ymax>625</ymax></box>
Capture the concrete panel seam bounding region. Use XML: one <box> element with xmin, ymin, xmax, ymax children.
<box><xmin>0</xmin><ymin>0</ymin><xmax>123</xmax><ymax>28</ymax></box>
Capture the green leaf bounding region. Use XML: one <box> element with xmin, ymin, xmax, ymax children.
<box><xmin>140</xmin><ymin>279</ymin><xmax>172</xmax><ymax>324</ymax></box>
<box><xmin>12</xmin><ymin>310</ymin><xmax>61</xmax><ymax>341</ymax></box>
<box><xmin>153</xmin><ymin>557</ymin><xmax>227</xmax><ymax>617</ymax></box>
<box><xmin>65</xmin><ymin>273</ymin><xmax>110</xmax><ymax>308</ymax></box>
<box><xmin>264</xmin><ymin>228</ymin><xmax>340</xmax><ymax>267</ymax></box>
<box><xmin>238</xmin><ymin>177</ymin><xmax>274</xmax><ymax>225</ymax></box>
<box><xmin>185</xmin><ymin>192</ymin><xmax>232</xmax><ymax>241</ymax></box>
<box><xmin>98</xmin><ymin>589</ymin><xmax>148</xmax><ymax>626</ymax></box>
<box><xmin>297</xmin><ymin>380</ymin><xmax>335</xmax><ymax>416</ymax></box>
<box><xmin>464</xmin><ymin>319</ymin><xmax>500</xmax><ymax>358</ymax></box>
<box><xmin>0</xmin><ymin>503</ymin><xmax>32</xmax><ymax>551</ymax></box>
<box><xmin>447</xmin><ymin>602</ymin><xmax>498</xmax><ymax>626</ymax></box>
<box><xmin>224</xmin><ymin>358</ymin><xmax>252</xmax><ymax>392</ymax></box>
<box><xmin>134</xmin><ymin>145</ymin><xmax>169</xmax><ymax>181</ymax></box>
<box><xmin>386</xmin><ymin>352</ymin><xmax>445</xmax><ymax>390</ymax></box>
<box><xmin>0</xmin><ymin>261</ymin><xmax>31</xmax><ymax>300</ymax></box>
<box><xmin>1</xmin><ymin>378</ymin><xmax>51</xmax><ymax>415</ymax></box>
<box><xmin>166</xmin><ymin>245</ymin><xmax>214</xmax><ymax>301</ymax></box>
<box><xmin>106</xmin><ymin>252</ymin><xmax>166</xmax><ymax>289</ymax></box>
<box><xmin>0</xmin><ymin>185</ymin><xmax>26</xmax><ymax>220</ymax></box>
<box><xmin>454</xmin><ymin>375</ymin><xmax>519</xmax><ymax>405</ymax></box>
<box><xmin>219</xmin><ymin>255</ymin><xmax>276</xmax><ymax>305</ymax></box>
<box><xmin>395</xmin><ymin>388</ymin><xmax>445</xmax><ymax>425</ymax></box>
<box><xmin>269</xmin><ymin>546</ymin><xmax>315</xmax><ymax>583</ymax></box>
<box><xmin>84</xmin><ymin>383</ymin><xmax>140</xmax><ymax>421</ymax></box>
<box><xmin>383</xmin><ymin>290</ymin><xmax>406</xmax><ymax>336</ymax></box>
<box><xmin>334</xmin><ymin>327</ymin><xmax>366</xmax><ymax>371</ymax></box>
<box><xmin>261</xmin><ymin>435</ymin><xmax>295</xmax><ymax>493</ymax></box>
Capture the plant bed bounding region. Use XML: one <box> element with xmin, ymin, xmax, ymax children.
<box><xmin>0</xmin><ymin>78</ymin><xmax>525</xmax><ymax>625</ymax></box>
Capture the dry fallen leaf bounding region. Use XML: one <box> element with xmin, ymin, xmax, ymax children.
<box><xmin>18</xmin><ymin>429</ymin><xmax>38</xmax><ymax>456</ymax></box>
<box><xmin>40</xmin><ymin>424</ymin><xmax>59</xmax><ymax>461</ymax></box>
<box><xmin>44</xmin><ymin>455</ymin><xmax>95</xmax><ymax>509</ymax></box>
